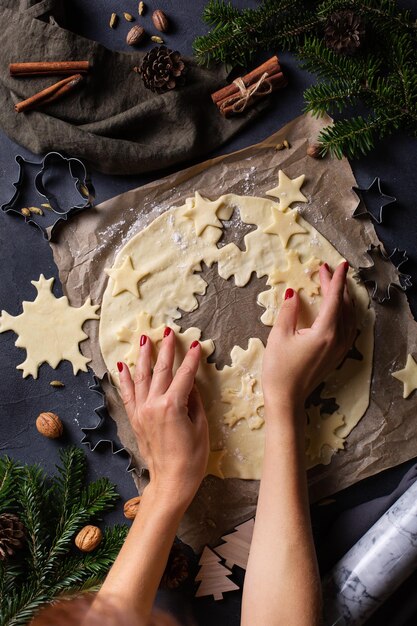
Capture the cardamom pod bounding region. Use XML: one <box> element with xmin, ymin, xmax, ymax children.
<box><xmin>124</xmin><ymin>12</ymin><xmax>134</xmax><ymax>21</ymax></box>
<box><xmin>50</xmin><ymin>380</ymin><xmax>65</xmax><ymax>387</ymax></box>
<box><xmin>21</xmin><ymin>208</ymin><xmax>31</xmax><ymax>217</ymax></box>
<box><xmin>79</xmin><ymin>184</ymin><xmax>89</xmax><ymax>198</ymax></box>
<box><xmin>28</xmin><ymin>207</ymin><xmax>44</xmax><ymax>216</ymax></box>
<box><xmin>109</xmin><ymin>12</ymin><xmax>118</xmax><ymax>28</ymax></box>
<box><xmin>138</xmin><ymin>1</ymin><xmax>145</xmax><ymax>15</ymax></box>
<box><xmin>151</xmin><ymin>35</ymin><xmax>164</xmax><ymax>43</ymax></box>
<box><xmin>41</xmin><ymin>203</ymin><xmax>52</xmax><ymax>209</ymax></box>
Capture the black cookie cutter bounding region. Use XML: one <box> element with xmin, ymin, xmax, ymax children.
<box><xmin>352</xmin><ymin>177</ymin><xmax>396</xmax><ymax>224</ymax></box>
<box><xmin>1</xmin><ymin>151</ymin><xmax>94</xmax><ymax>240</ymax></box>
<box><xmin>81</xmin><ymin>375</ymin><xmax>135</xmax><ymax>473</ymax></box>
<box><xmin>355</xmin><ymin>244</ymin><xmax>412</xmax><ymax>304</ymax></box>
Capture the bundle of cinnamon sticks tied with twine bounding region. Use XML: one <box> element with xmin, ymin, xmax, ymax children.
<box><xmin>211</xmin><ymin>56</ymin><xmax>287</xmax><ymax>117</ymax></box>
<box><xmin>9</xmin><ymin>61</ymin><xmax>90</xmax><ymax>113</ymax></box>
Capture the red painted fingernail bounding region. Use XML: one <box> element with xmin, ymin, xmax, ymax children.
<box><xmin>284</xmin><ymin>288</ymin><xmax>294</xmax><ymax>300</ymax></box>
<box><xmin>140</xmin><ymin>335</ymin><xmax>147</xmax><ymax>346</ymax></box>
<box><xmin>163</xmin><ymin>327</ymin><xmax>172</xmax><ymax>337</ymax></box>
<box><xmin>343</xmin><ymin>261</ymin><xmax>349</xmax><ymax>272</ymax></box>
<box><xmin>323</xmin><ymin>263</ymin><xmax>330</xmax><ymax>272</ymax></box>
<box><xmin>117</xmin><ymin>361</ymin><xmax>123</xmax><ymax>372</ymax></box>
<box><xmin>190</xmin><ymin>340</ymin><xmax>199</xmax><ymax>349</ymax></box>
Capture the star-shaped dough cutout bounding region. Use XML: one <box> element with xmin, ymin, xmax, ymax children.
<box><xmin>0</xmin><ymin>275</ymin><xmax>99</xmax><ymax>378</ymax></box>
<box><xmin>268</xmin><ymin>250</ymin><xmax>321</xmax><ymax>296</ymax></box>
<box><xmin>206</xmin><ymin>449</ymin><xmax>226</xmax><ymax>478</ymax></box>
<box><xmin>306</xmin><ymin>406</ymin><xmax>345</xmax><ymax>462</ymax></box>
<box><xmin>105</xmin><ymin>256</ymin><xmax>148</xmax><ymax>298</ymax></box>
<box><xmin>266</xmin><ymin>170</ymin><xmax>308</xmax><ymax>210</ymax></box>
<box><xmin>263</xmin><ymin>206</ymin><xmax>307</xmax><ymax>248</ymax></box>
<box><xmin>182</xmin><ymin>192</ymin><xmax>225</xmax><ymax>236</ymax></box>
<box><xmin>392</xmin><ymin>354</ymin><xmax>417</xmax><ymax>398</ymax></box>
<box><xmin>221</xmin><ymin>373</ymin><xmax>264</xmax><ymax>430</ymax></box>
<box><xmin>117</xmin><ymin>311</ymin><xmax>165</xmax><ymax>365</ymax></box>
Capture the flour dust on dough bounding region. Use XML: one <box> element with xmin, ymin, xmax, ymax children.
<box><xmin>99</xmin><ymin>172</ymin><xmax>375</xmax><ymax>479</ymax></box>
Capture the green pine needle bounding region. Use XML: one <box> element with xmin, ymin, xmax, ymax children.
<box><xmin>194</xmin><ymin>0</ymin><xmax>417</xmax><ymax>159</ymax></box>
<box><xmin>0</xmin><ymin>447</ymin><xmax>128</xmax><ymax>626</ymax></box>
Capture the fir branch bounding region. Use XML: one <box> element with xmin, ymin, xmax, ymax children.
<box><xmin>0</xmin><ymin>456</ymin><xmax>22</xmax><ymax>514</ymax></box>
<box><xmin>304</xmin><ymin>78</ymin><xmax>361</xmax><ymax>116</ymax></box>
<box><xmin>203</xmin><ymin>0</ymin><xmax>241</xmax><ymax>26</ymax></box>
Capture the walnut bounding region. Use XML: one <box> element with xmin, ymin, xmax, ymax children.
<box><xmin>127</xmin><ymin>25</ymin><xmax>146</xmax><ymax>46</ymax></box>
<box><xmin>152</xmin><ymin>9</ymin><xmax>169</xmax><ymax>32</ymax></box>
<box><xmin>123</xmin><ymin>496</ymin><xmax>141</xmax><ymax>520</ymax></box>
<box><xmin>35</xmin><ymin>412</ymin><xmax>63</xmax><ymax>439</ymax></box>
<box><xmin>75</xmin><ymin>525</ymin><xmax>103</xmax><ymax>552</ymax></box>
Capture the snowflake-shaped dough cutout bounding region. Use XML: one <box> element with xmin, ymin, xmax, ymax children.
<box><xmin>105</xmin><ymin>255</ymin><xmax>148</xmax><ymax>298</ymax></box>
<box><xmin>306</xmin><ymin>406</ymin><xmax>345</xmax><ymax>462</ymax></box>
<box><xmin>221</xmin><ymin>373</ymin><xmax>264</xmax><ymax>430</ymax></box>
<box><xmin>0</xmin><ymin>275</ymin><xmax>99</xmax><ymax>378</ymax></box>
<box><xmin>266</xmin><ymin>170</ymin><xmax>307</xmax><ymax>210</ymax></box>
<box><xmin>117</xmin><ymin>311</ymin><xmax>214</xmax><ymax>368</ymax></box>
<box><xmin>269</xmin><ymin>250</ymin><xmax>321</xmax><ymax>296</ymax></box>
<box><xmin>263</xmin><ymin>206</ymin><xmax>307</xmax><ymax>248</ymax></box>
<box><xmin>182</xmin><ymin>192</ymin><xmax>228</xmax><ymax>236</ymax></box>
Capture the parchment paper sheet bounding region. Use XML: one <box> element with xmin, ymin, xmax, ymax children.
<box><xmin>51</xmin><ymin>113</ymin><xmax>417</xmax><ymax>551</ymax></box>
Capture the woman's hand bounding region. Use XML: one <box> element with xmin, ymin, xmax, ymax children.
<box><xmin>262</xmin><ymin>261</ymin><xmax>356</xmax><ymax>415</ymax></box>
<box><xmin>117</xmin><ymin>330</ymin><xmax>209</xmax><ymax>511</ymax></box>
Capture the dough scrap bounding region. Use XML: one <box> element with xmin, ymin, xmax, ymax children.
<box><xmin>264</xmin><ymin>206</ymin><xmax>307</xmax><ymax>248</ymax></box>
<box><xmin>306</xmin><ymin>406</ymin><xmax>345</xmax><ymax>462</ymax></box>
<box><xmin>99</xmin><ymin>190</ymin><xmax>374</xmax><ymax>478</ymax></box>
<box><xmin>0</xmin><ymin>275</ymin><xmax>99</xmax><ymax>378</ymax></box>
<box><xmin>206</xmin><ymin>449</ymin><xmax>226</xmax><ymax>479</ymax></box>
<box><xmin>268</xmin><ymin>249</ymin><xmax>321</xmax><ymax>296</ymax></box>
<box><xmin>221</xmin><ymin>373</ymin><xmax>264</xmax><ymax>430</ymax></box>
<box><xmin>392</xmin><ymin>354</ymin><xmax>417</xmax><ymax>398</ymax></box>
<box><xmin>266</xmin><ymin>170</ymin><xmax>307</xmax><ymax>210</ymax></box>
<box><xmin>105</xmin><ymin>255</ymin><xmax>148</xmax><ymax>298</ymax></box>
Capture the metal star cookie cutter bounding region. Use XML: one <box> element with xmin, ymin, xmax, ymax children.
<box><xmin>81</xmin><ymin>375</ymin><xmax>135</xmax><ymax>473</ymax></box>
<box><xmin>355</xmin><ymin>244</ymin><xmax>412</xmax><ymax>304</ymax></box>
<box><xmin>1</xmin><ymin>151</ymin><xmax>94</xmax><ymax>240</ymax></box>
<box><xmin>352</xmin><ymin>177</ymin><xmax>396</xmax><ymax>224</ymax></box>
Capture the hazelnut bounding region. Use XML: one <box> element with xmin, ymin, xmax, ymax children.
<box><xmin>36</xmin><ymin>412</ymin><xmax>63</xmax><ymax>439</ymax></box>
<box><xmin>127</xmin><ymin>25</ymin><xmax>146</xmax><ymax>46</ymax></box>
<box><xmin>124</xmin><ymin>496</ymin><xmax>141</xmax><ymax>520</ymax></box>
<box><xmin>307</xmin><ymin>143</ymin><xmax>323</xmax><ymax>159</ymax></box>
<box><xmin>75</xmin><ymin>525</ymin><xmax>103</xmax><ymax>552</ymax></box>
<box><xmin>152</xmin><ymin>9</ymin><xmax>169</xmax><ymax>32</ymax></box>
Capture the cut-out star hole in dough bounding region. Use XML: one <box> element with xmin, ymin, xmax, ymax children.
<box><xmin>217</xmin><ymin>206</ymin><xmax>257</xmax><ymax>251</ymax></box>
<box><xmin>182</xmin><ymin>191</ymin><xmax>225</xmax><ymax>236</ymax></box>
<box><xmin>221</xmin><ymin>373</ymin><xmax>264</xmax><ymax>430</ymax></box>
<box><xmin>306</xmin><ymin>406</ymin><xmax>345</xmax><ymax>462</ymax></box>
<box><xmin>105</xmin><ymin>255</ymin><xmax>148</xmax><ymax>298</ymax></box>
<box><xmin>206</xmin><ymin>449</ymin><xmax>226</xmax><ymax>478</ymax></box>
<box><xmin>263</xmin><ymin>206</ymin><xmax>307</xmax><ymax>248</ymax></box>
<box><xmin>266</xmin><ymin>170</ymin><xmax>308</xmax><ymax>210</ymax></box>
<box><xmin>392</xmin><ymin>354</ymin><xmax>417</xmax><ymax>398</ymax></box>
<box><xmin>0</xmin><ymin>275</ymin><xmax>99</xmax><ymax>378</ymax></box>
<box><xmin>268</xmin><ymin>250</ymin><xmax>321</xmax><ymax>296</ymax></box>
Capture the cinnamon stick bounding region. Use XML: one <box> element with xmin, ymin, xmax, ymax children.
<box><xmin>219</xmin><ymin>72</ymin><xmax>288</xmax><ymax>118</ymax></box>
<box><xmin>15</xmin><ymin>74</ymin><xmax>84</xmax><ymax>113</ymax></box>
<box><xmin>211</xmin><ymin>56</ymin><xmax>281</xmax><ymax>105</ymax></box>
<box><xmin>10</xmin><ymin>61</ymin><xmax>90</xmax><ymax>77</ymax></box>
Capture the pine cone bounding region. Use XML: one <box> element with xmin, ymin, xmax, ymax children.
<box><xmin>160</xmin><ymin>542</ymin><xmax>189</xmax><ymax>589</ymax></box>
<box><xmin>0</xmin><ymin>513</ymin><xmax>25</xmax><ymax>560</ymax></box>
<box><xmin>137</xmin><ymin>46</ymin><xmax>186</xmax><ymax>93</ymax></box>
<box><xmin>324</xmin><ymin>10</ymin><xmax>365</xmax><ymax>55</ymax></box>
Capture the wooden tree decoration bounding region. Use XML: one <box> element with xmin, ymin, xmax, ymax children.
<box><xmin>195</xmin><ymin>546</ymin><xmax>239</xmax><ymax>600</ymax></box>
<box><xmin>214</xmin><ymin>518</ymin><xmax>255</xmax><ymax>570</ymax></box>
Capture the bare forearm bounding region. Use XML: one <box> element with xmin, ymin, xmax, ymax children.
<box><xmin>95</xmin><ymin>487</ymin><xmax>184</xmax><ymax>619</ymax></box>
<box><xmin>242</xmin><ymin>403</ymin><xmax>321</xmax><ymax>626</ymax></box>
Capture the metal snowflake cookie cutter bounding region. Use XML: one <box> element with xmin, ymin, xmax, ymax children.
<box><xmin>352</xmin><ymin>177</ymin><xmax>396</xmax><ymax>224</ymax></box>
<box><xmin>1</xmin><ymin>151</ymin><xmax>94</xmax><ymax>240</ymax></box>
<box><xmin>355</xmin><ymin>244</ymin><xmax>412</xmax><ymax>304</ymax></box>
<box><xmin>81</xmin><ymin>375</ymin><xmax>135</xmax><ymax>473</ymax></box>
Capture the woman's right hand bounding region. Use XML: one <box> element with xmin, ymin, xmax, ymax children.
<box><xmin>262</xmin><ymin>261</ymin><xmax>356</xmax><ymax>416</ymax></box>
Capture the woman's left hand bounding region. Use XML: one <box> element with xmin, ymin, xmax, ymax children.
<box><xmin>117</xmin><ymin>330</ymin><xmax>209</xmax><ymax>511</ymax></box>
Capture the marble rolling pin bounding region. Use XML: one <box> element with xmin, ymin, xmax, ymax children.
<box><xmin>322</xmin><ymin>478</ymin><xmax>417</xmax><ymax>625</ymax></box>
